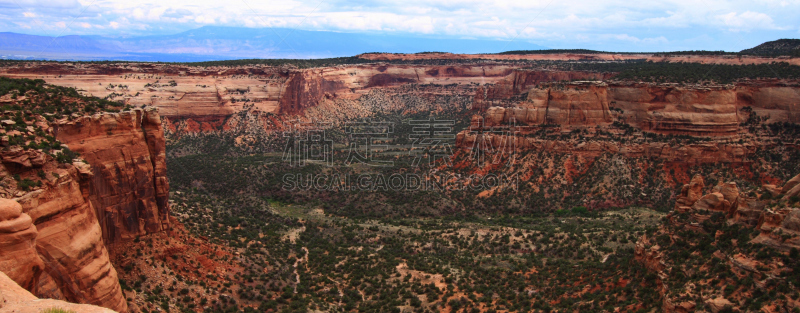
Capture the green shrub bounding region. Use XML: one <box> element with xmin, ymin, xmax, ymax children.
<box><xmin>55</xmin><ymin>148</ymin><xmax>79</xmax><ymax>164</ymax></box>
<box><xmin>17</xmin><ymin>178</ymin><xmax>41</xmax><ymax>191</ymax></box>
<box><xmin>571</xmin><ymin>206</ymin><xmax>589</xmax><ymax>215</ymax></box>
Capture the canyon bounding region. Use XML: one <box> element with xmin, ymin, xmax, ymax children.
<box><xmin>3</xmin><ymin>59</ymin><xmax>798</xmax><ymax>140</ymax></box>
<box><xmin>0</xmin><ymin>50</ymin><xmax>798</xmax><ymax>312</ymax></box>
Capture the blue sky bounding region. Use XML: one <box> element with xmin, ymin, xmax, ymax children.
<box><xmin>1</xmin><ymin>0</ymin><xmax>799</xmax><ymax>52</ymax></box>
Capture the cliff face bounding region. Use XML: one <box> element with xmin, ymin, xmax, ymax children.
<box><xmin>55</xmin><ymin>108</ymin><xmax>171</xmax><ymax>244</ymax></box>
<box><xmin>3</xmin><ymin>63</ymin><xmax>797</xmax><ymax>138</ymax></box>
<box><xmin>14</xmin><ymin>161</ymin><xmax>127</xmax><ymax>312</ymax></box>
<box><xmin>1</xmin><ymin>153</ymin><xmax>128</xmax><ymax>312</ymax></box>
<box><xmin>0</xmin><ymin>108</ymin><xmax>170</xmax><ymax>312</ymax></box>
<box><xmin>456</xmin><ymin>133</ymin><xmax>756</xmax><ymax>164</ymax></box>
<box><xmin>473</xmin><ymin>81</ymin><xmax>800</xmax><ymax>136</ymax></box>
<box><xmin>0</xmin><ymin>63</ymin><xmax>517</xmax><ymax>126</ymax></box>
<box><xmin>278</xmin><ymin>69</ymin><xmax>346</xmax><ymax>115</ymax></box>
<box><xmin>475</xmin><ymin>71</ymin><xmax>612</xmax><ymax>108</ymax></box>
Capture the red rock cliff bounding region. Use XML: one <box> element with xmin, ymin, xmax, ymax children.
<box><xmin>0</xmin><ymin>108</ymin><xmax>171</xmax><ymax>312</ymax></box>
<box><xmin>473</xmin><ymin>81</ymin><xmax>800</xmax><ymax>136</ymax></box>
<box><xmin>54</xmin><ymin>108</ymin><xmax>170</xmax><ymax>244</ymax></box>
<box><xmin>1</xmin><ymin>155</ymin><xmax>128</xmax><ymax>311</ymax></box>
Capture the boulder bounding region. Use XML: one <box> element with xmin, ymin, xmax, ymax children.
<box><xmin>715</xmin><ymin>182</ymin><xmax>740</xmax><ymax>211</ymax></box>
<box><xmin>692</xmin><ymin>192</ymin><xmax>729</xmax><ymax>213</ymax></box>
<box><xmin>731</xmin><ymin>199</ymin><xmax>765</xmax><ymax>227</ymax></box>
<box><xmin>781</xmin><ymin>173</ymin><xmax>800</xmax><ymax>195</ymax></box>
<box><xmin>677</xmin><ymin>175</ymin><xmax>705</xmax><ymax>207</ymax></box>
<box><xmin>705</xmin><ymin>297</ymin><xmax>733</xmax><ymax>313</ymax></box>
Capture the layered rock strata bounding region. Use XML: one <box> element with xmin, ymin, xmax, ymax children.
<box><xmin>0</xmin><ymin>108</ymin><xmax>171</xmax><ymax>312</ymax></box>
<box><xmin>0</xmin><ymin>271</ymin><xmax>115</xmax><ymax>313</ymax></box>
<box><xmin>55</xmin><ymin>108</ymin><xmax>170</xmax><ymax>244</ymax></box>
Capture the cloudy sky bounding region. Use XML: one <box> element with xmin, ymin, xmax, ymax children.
<box><xmin>1</xmin><ymin>0</ymin><xmax>799</xmax><ymax>52</ymax></box>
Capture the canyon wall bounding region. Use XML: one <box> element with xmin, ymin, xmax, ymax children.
<box><xmin>55</xmin><ymin>108</ymin><xmax>171</xmax><ymax>244</ymax></box>
<box><xmin>456</xmin><ymin>133</ymin><xmax>757</xmax><ymax>164</ymax></box>
<box><xmin>1</xmin><ymin>153</ymin><xmax>128</xmax><ymax>312</ymax></box>
<box><xmin>357</xmin><ymin>52</ymin><xmax>800</xmax><ymax>66</ymax></box>
<box><xmin>474</xmin><ymin>80</ymin><xmax>800</xmax><ymax>136</ymax></box>
<box><xmin>0</xmin><ymin>63</ymin><xmax>517</xmax><ymax>121</ymax></box>
<box><xmin>0</xmin><ymin>108</ymin><xmax>171</xmax><ymax>312</ymax></box>
<box><xmin>2</xmin><ymin>63</ymin><xmax>798</xmax><ymax>138</ymax></box>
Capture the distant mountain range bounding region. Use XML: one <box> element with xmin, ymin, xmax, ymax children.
<box><xmin>0</xmin><ymin>26</ymin><xmax>549</xmax><ymax>62</ymax></box>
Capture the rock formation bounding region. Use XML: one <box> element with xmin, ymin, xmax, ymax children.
<box><xmin>635</xmin><ymin>173</ymin><xmax>800</xmax><ymax>312</ymax></box>
<box><xmin>55</xmin><ymin>108</ymin><xmax>170</xmax><ymax>244</ymax></box>
<box><xmin>0</xmin><ymin>199</ymin><xmax>43</xmax><ymax>292</ymax></box>
<box><xmin>473</xmin><ymin>81</ymin><xmax>800</xmax><ymax>135</ymax></box>
<box><xmin>0</xmin><ymin>103</ymin><xmax>171</xmax><ymax>312</ymax></box>
<box><xmin>0</xmin><ymin>270</ymin><xmax>114</xmax><ymax>313</ymax></box>
<box><xmin>2</xmin><ymin>62</ymin><xmax>799</xmax><ymax>140</ymax></box>
<box><xmin>455</xmin><ymin>131</ymin><xmax>758</xmax><ymax>164</ymax></box>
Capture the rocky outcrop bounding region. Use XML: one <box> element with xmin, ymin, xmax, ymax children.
<box><xmin>676</xmin><ymin>175</ymin><xmax>705</xmax><ymax>207</ymax></box>
<box><xmin>730</xmin><ymin>197</ymin><xmax>766</xmax><ymax>227</ymax></box>
<box><xmin>634</xmin><ymin>235</ymin><xmax>665</xmax><ymax>272</ymax></box>
<box><xmin>0</xmin><ymin>108</ymin><xmax>172</xmax><ymax>312</ymax></box>
<box><xmin>55</xmin><ymin>108</ymin><xmax>170</xmax><ymax>244</ymax></box>
<box><xmin>455</xmin><ymin>132</ymin><xmax>757</xmax><ymax>164</ymax></box>
<box><xmin>0</xmin><ymin>271</ymin><xmax>114</xmax><ymax>313</ymax></box>
<box><xmin>279</xmin><ymin>70</ymin><xmax>346</xmax><ymax>115</ymax></box>
<box><xmin>6</xmin><ymin>160</ymin><xmax>128</xmax><ymax>312</ymax></box>
<box><xmin>3</xmin><ymin>63</ymin><xmax>798</xmax><ymax>138</ymax></box>
<box><xmin>752</xmin><ymin>208</ymin><xmax>800</xmax><ymax>251</ymax></box>
<box><xmin>749</xmin><ymin>172</ymin><xmax>800</xmax><ymax>251</ymax></box>
<box><xmin>704</xmin><ymin>297</ymin><xmax>734</xmax><ymax>313</ymax></box>
<box><xmin>0</xmin><ymin>199</ymin><xmax>43</xmax><ymax>292</ymax></box>
<box><xmin>475</xmin><ymin>81</ymin><xmax>800</xmax><ymax>136</ymax></box>
<box><xmin>781</xmin><ymin>173</ymin><xmax>800</xmax><ymax>198</ymax></box>
<box><xmin>636</xmin><ymin>173</ymin><xmax>800</xmax><ymax>312</ymax></box>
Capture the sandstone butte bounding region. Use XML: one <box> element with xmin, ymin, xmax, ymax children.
<box><xmin>0</xmin><ymin>107</ymin><xmax>170</xmax><ymax>312</ymax></box>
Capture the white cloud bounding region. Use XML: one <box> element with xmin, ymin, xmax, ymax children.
<box><xmin>0</xmin><ymin>0</ymin><xmax>798</xmax><ymax>50</ymax></box>
<box><xmin>716</xmin><ymin>11</ymin><xmax>778</xmax><ymax>31</ymax></box>
<box><xmin>194</xmin><ymin>14</ymin><xmax>216</xmax><ymax>24</ymax></box>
